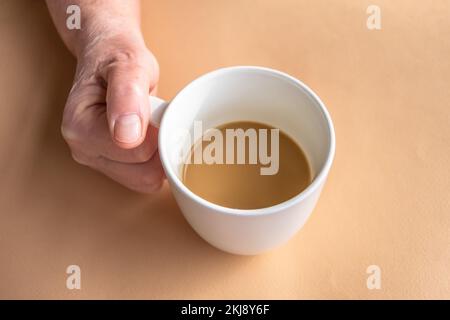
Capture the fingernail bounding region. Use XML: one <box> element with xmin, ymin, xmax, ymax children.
<box><xmin>114</xmin><ymin>114</ymin><xmax>141</xmax><ymax>143</ymax></box>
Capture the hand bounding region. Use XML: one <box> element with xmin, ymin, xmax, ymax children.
<box><xmin>61</xmin><ymin>33</ymin><xmax>165</xmax><ymax>193</ymax></box>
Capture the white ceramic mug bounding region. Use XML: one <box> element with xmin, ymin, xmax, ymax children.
<box><xmin>149</xmin><ymin>66</ymin><xmax>335</xmax><ymax>255</ymax></box>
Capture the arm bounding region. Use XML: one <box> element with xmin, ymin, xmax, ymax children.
<box><xmin>46</xmin><ymin>0</ymin><xmax>164</xmax><ymax>193</ymax></box>
<box><xmin>46</xmin><ymin>0</ymin><xmax>143</xmax><ymax>57</ymax></box>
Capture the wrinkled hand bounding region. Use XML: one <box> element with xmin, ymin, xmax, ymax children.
<box><xmin>61</xmin><ymin>34</ymin><xmax>164</xmax><ymax>193</ymax></box>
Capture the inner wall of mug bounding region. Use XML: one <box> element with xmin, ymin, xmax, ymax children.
<box><xmin>160</xmin><ymin>68</ymin><xmax>331</xmax><ymax>183</ymax></box>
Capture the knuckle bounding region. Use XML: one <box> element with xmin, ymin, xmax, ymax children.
<box><xmin>117</xmin><ymin>82</ymin><xmax>141</xmax><ymax>96</ymax></box>
<box><xmin>61</xmin><ymin>101</ymin><xmax>84</xmax><ymax>145</ymax></box>
<box><xmin>60</xmin><ymin>116</ymin><xmax>86</xmax><ymax>147</ymax></box>
<box><xmin>104</xmin><ymin>49</ymin><xmax>140</xmax><ymax>69</ymax></box>
<box><xmin>112</xmin><ymin>50</ymin><xmax>136</xmax><ymax>66</ymax></box>
<box><xmin>70</xmin><ymin>151</ymin><xmax>91</xmax><ymax>166</ymax></box>
<box><xmin>116</xmin><ymin>48</ymin><xmax>134</xmax><ymax>59</ymax></box>
<box><xmin>60</xmin><ymin>121</ymin><xmax>79</xmax><ymax>144</ymax></box>
<box><xmin>138</xmin><ymin>172</ymin><xmax>163</xmax><ymax>193</ymax></box>
<box><xmin>106</xmin><ymin>48</ymin><xmax>153</xmax><ymax>73</ymax></box>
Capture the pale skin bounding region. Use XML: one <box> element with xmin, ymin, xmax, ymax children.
<box><xmin>46</xmin><ymin>0</ymin><xmax>164</xmax><ymax>193</ymax></box>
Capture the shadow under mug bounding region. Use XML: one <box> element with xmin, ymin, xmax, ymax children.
<box><xmin>149</xmin><ymin>66</ymin><xmax>335</xmax><ymax>255</ymax></box>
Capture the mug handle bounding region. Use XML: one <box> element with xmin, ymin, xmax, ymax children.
<box><xmin>149</xmin><ymin>95</ymin><xmax>169</xmax><ymax>128</ymax></box>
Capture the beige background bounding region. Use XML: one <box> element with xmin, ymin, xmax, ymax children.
<box><xmin>0</xmin><ymin>0</ymin><xmax>449</xmax><ymax>299</ymax></box>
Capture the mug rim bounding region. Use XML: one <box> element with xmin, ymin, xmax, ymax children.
<box><xmin>158</xmin><ymin>65</ymin><xmax>335</xmax><ymax>216</ymax></box>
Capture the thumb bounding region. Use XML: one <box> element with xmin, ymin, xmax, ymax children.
<box><xmin>105</xmin><ymin>61</ymin><xmax>153</xmax><ymax>149</ymax></box>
